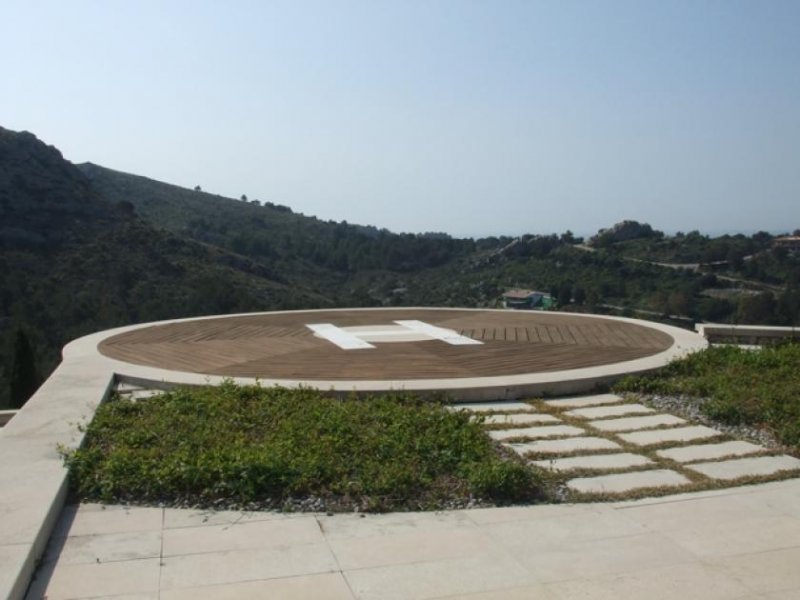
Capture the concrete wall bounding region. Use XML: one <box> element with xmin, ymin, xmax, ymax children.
<box><xmin>696</xmin><ymin>323</ymin><xmax>799</xmax><ymax>345</ymax></box>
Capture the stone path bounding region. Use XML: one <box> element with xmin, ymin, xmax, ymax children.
<box><xmin>453</xmin><ymin>393</ymin><xmax>800</xmax><ymax>496</ymax></box>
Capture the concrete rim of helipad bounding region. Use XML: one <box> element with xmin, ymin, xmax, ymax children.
<box><xmin>69</xmin><ymin>308</ymin><xmax>707</xmax><ymax>400</ymax></box>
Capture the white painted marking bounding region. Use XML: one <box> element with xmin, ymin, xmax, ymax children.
<box><xmin>394</xmin><ymin>320</ymin><xmax>483</xmax><ymax>345</ymax></box>
<box><xmin>306</xmin><ymin>324</ymin><xmax>375</xmax><ymax>350</ymax></box>
<box><xmin>343</xmin><ymin>325</ymin><xmax>429</xmax><ymax>343</ymax></box>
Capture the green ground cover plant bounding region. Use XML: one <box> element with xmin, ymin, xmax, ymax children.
<box><xmin>63</xmin><ymin>383</ymin><xmax>543</xmax><ymax>512</ymax></box>
<box><xmin>615</xmin><ymin>343</ymin><xmax>800</xmax><ymax>447</ymax></box>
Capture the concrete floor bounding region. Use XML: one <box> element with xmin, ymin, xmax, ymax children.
<box><xmin>27</xmin><ymin>478</ymin><xmax>800</xmax><ymax>600</ymax></box>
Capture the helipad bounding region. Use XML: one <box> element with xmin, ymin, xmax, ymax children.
<box><xmin>91</xmin><ymin>308</ymin><xmax>706</xmax><ymax>399</ymax></box>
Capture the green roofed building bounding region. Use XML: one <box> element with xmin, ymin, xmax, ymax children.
<box><xmin>502</xmin><ymin>289</ymin><xmax>554</xmax><ymax>310</ymax></box>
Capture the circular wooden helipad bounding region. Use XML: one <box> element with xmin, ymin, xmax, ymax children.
<box><xmin>98</xmin><ymin>308</ymin><xmax>675</xmax><ymax>381</ymax></box>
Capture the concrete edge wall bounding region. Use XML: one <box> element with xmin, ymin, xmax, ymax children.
<box><xmin>0</xmin><ymin>359</ymin><xmax>116</xmax><ymax>600</ymax></box>
<box><xmin>697</xmin><ymin>323</ymin><xmax>799</xmax><ymax>345</ymax></box>
<box><xmin>115</xmin><ymin>362</ymin><xmax>666</xmax><ymax>402</ymax></box>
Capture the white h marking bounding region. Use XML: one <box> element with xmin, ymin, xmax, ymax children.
<box><xmin>307</xmin><ymin>320</ymin><xmax>482</xmax><ymax>350</ymax></box>
<box><xmin>394</xmin><ymin>320</ymin><xmax>483</xmax><ymax>345</ymax></box>
<box><xmin>306</xmin><ymin>324</ymin><xmax>375</xmax><ymax>350</ymax></box>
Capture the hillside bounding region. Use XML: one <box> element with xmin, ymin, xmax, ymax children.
<box><xmin>3</xmin><ymin>126</ymin><xmax>799</xmax><ymax>407</ymax></box>
<box><xmin>78</xmin><ymin>163</ymin><xmax>477</xmax><ymax>277</ymax></box>
<box><xmin>0</xmin><ymin>127</ymin><xmax>327</xmax><ymax>406</ymax></box>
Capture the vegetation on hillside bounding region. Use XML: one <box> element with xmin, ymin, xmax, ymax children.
<box><xmin>615</xmin><ymin>344</ymin><xmax>800</xmax><ymax>447</ymax></box>
<box><xmin>1</xmin><ymin>126</ymin><xmax>799</xmax><ymax>406</ymax></box>
<box><xmin>63</xmin><ymin>384</ymin><xmax>544</xmax><ymax>512</ymax></box>
<box><xmin>79</xmin><ymin>163</ymin><xmax>478</xmax><ymax>276</ymax></box>
<box><xmin>0</xmin><ymin>128</ymin><xmax>328</xmax><ymax>406</ymax></box>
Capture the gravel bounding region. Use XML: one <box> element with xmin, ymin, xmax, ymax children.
<box><xmin>628</xmin><ymin>392</ymin><xmax>782</xmax><ymax>449</ymax></box>
<box><xmin>101</xmin><ymin>491</ymin><xmax>500</xmax><ymax>515</ymax></box>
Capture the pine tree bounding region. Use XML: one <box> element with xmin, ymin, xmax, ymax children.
<box><xmin>9</xmin><ymin>329</ymin><xmax>40</xmax><ymax>409</ymax></box>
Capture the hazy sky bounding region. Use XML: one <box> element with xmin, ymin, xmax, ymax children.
<box><xmin>2</xmin><ymin>1</ymin><xmax>798</xmax><ymax>238</ymax></box>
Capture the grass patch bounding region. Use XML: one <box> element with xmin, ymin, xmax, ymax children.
<box><xmin>614</xmin><ymin>343</ymin><xmax>800</xmax><ymax>448</ymax></box>
<box><xmin>63</xmin><ymin>383</ymin><xmax>544</xmax><ymax>512</ymax></box>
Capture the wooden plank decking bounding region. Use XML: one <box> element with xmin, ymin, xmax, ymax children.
<box><xmin>98</xmin><ymin>309</ymin><xmax>674</xmax><ymax>380</ymax></box>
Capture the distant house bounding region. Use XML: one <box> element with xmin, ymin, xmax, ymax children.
<box><xmin>773</xmin><ymin>236</ymin><xmax>800</xmax><ymax>253</ymax></box>
<box><xmin>502</xmin><ymin>289</ymin><xmax>553</xmax><ymax>310</ymax></box>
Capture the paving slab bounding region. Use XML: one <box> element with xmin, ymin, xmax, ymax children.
<box><xmin>25</xmin><ymin>557</ymin><xmax>161</xmax><ymax>600</ymax></box>
<box><xmin>328</xmin><ymin>528</ymin><xmax>493</xmax><ymax>571</ymax></box>
<box><xmin>517</xmin><ymin>534</ymin><xmax>700</xmax><ymax>586</ymax></box>
<box><xmin>162</xmin><ymin>508</ymin><xmax>290</xmax><ymax>530</ymax></box>
<box><xmin>656</xmin><ymin>441</ymin><xmax>765</xmax><ymax>463</ymax></box>
<box><xmin>432</xmin><ymin>583</ymin><xmax>558</xmax><ymax>599</ymax></box>
<box><xmin>709</xmin><ymin>546</ymin><xmax>800</xmax><ymax>595</ymax></box>
<box><xmin>318</xmin><ymin>511</ymin><xmax>474</xmax><ymax>541</ymax></box>
<box><xmin>568</xmin><ymin>469</ymin><xmax>691</xmax><ymax>494</ymax></box>
<box><xmin>618</xmin><ymin>425</ymin><xmax>722</xmax><ymax>447</ymax></box>
<box><xmin>53</xmin><ymin>504</ymin><xmax>163</xmax><ymax>538</ymax></box>
<box><xmin>532</xmin><ymin>453</ymin><xmax>654</xmax><ymax>472</ymax></box>
<box><xmin>686</xmin><ymin>455</ymin><xmax>800</xmax><ymax>481</ymax></box>
<box><xmin>543</xmin><ymin>394</ymin><xmax>623</xmax><ymax>409</ymax></box>
<box><xmin>159</xmin><ymin>542</ymin><xmax>339</xmax><ymax>590</ymax></box>
<box><xmin>41</xmin><ymin>530</ymin><xmax>162</xmax><ymax>566</ymax></box>
<box><xmin>479</xmin><ymin>508</ymin><xmax>650</xmax><ymax>551</ymax></box>
<box><xmin>564</xmin><ymin>403</ymin><xmax>654</xmax><ymax>420</ymax></box>
<box><xmin>505</xmin><ymin>437</ymin><xmax>621</xmax><ymax>456</ymax></box>
<box><xmin>343</xmin><ymin>554</ymin><xmax>539</xmax><ymax>600</ymax></box>
<box><xmin>448</xmin><ymin>401</ymin><xmax>535</xmax><ymax>413</ymax></box>
<box><xmin>590</xmin><ymin>414</ymin><xmax>686</xmax><ymax>433</ymax></box>
<box><xmin>480</xmin><ymin>413</ymin><xmax>560</xmax><ymax>426</ymax></box>
<box><xmin>623</xmin><ymin>499</ymin><xmax>800</xmax><ymax>560</ymax></box>
<box><xmin>159</xmin><ymin>572</ymin><xmax>356</xmax><ymax>600</ymax></box>
<box><xmin>488</xmin><ymin>424</ymin><xmax>584</xmax><ymax>441</ymax></box>
<box><xmin>162</xmin><ymin>516</ymin><xmax>324</xmax><ymax>557</ymax></box>
<box><xmin>545</xmin><ymin>561</ymin><xmax>754</xmax><ymax>600</ymax></box>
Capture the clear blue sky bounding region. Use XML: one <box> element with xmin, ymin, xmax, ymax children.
<box><xmin>2</xmin><ymin>0</ymin><xmax>798</xmax><ymax>238</ymax></box>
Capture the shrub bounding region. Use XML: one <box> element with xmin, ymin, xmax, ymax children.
<box><xmin>615</xmin><ymin>343</ymin><xmax>800</xmax><ymax>447</ymax></box>
<box><xmin>64</xmin><ymin>383</ymin><xmax>543</xmax><ymax>511</ymax></box>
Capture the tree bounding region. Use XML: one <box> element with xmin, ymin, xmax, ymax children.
<box><xmin>194</xmin><ymin>185</ymin><xmax>202</xmax><ymax>192</ymax></box>
<box><xmin>736</xmin><ymin>292</ymin><xmax>776</xmax><ymax>324</ymax></box>
<box><xmin>772</xmin><ymin>245</ymin><xmax>789</xmax><ymax>261</ymax></box>
<box><xmin>557</xmin><ymin>284</ymin><xmax>572</xmax><ymax>306</ymax></box>
<box><xmin>752</xmin><ymin>231</ymin><xmax>773</xmax><ymax>246</ymax></box>
<box><xmin>696</xmin><ymin>297</ymin><xmax>733</xmax><ymax>322</ymax></box>
<box><xmin>724</xmin><ymin>247</ymin><xmax>742</xmax><ymax>271</ymax></box>
<box><xmin>777</xmin><ymin>288</ymin><xmax>800</xmax><ymax>325</ymax></box>
<box><xmin>8</xmin><ymin>329</ymin><xmax>41</xmax><ymax>409</ymax></box>
<box><xmin>667</xmin><ymin>290</ymin><xmax>692</xmax><ymax>317</ymax></box>
<box><xmin>241</xmin><ymin>194</ymin><xmax>248</xmax><ymax>202</ymax></box>
<box><xmin>115</xmin><ymin>200</ymin><xmax>136</xmax><ymax>216</ymax></box>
